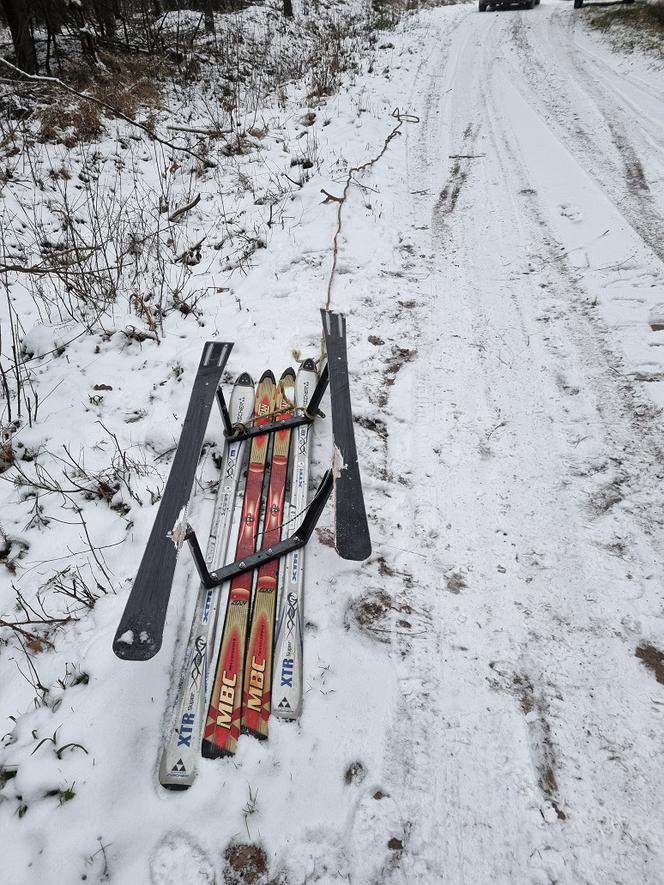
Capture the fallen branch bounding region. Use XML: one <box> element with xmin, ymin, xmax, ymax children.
<box><xmin>0</xmin><ymin>254</ymin><xmax>101</xmax><ymax>276</ymax></box>
<box><xmin>166</xmin><ymin>125</ymin><xmax>230</xmax><ymax>136</ymax></box>
<box><xmin>168</xmin><ymin>193</ymin><xmax>201</xmax><ymax>222</ymax></box>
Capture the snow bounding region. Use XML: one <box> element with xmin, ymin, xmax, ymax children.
<box><xmin>2</xmin><ymin>0</ymin><xmax>664</xmax><ymax>883</ymax></box>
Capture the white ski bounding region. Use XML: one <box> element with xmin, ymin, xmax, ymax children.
<box><xmin>271</xmin><ymin>359</ymin><xmax>318</xmax><ymax>720</ymax></box>
<box><xmin>159</xmin><ymin>372</ymin><xmax>254</xmax><ymax>789</ymax></box>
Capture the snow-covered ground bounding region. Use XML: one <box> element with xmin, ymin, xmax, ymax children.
<box><xmin>2</xmin><ymin>1</ymin><xmax>664</xmax><ymax>882</ymax></box>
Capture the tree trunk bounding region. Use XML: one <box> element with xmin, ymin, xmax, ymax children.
<box><xmin>70</xmin><ymin>5</ymin><xmax>100</xmax><ymax>65</ymax></box>
<box><xmin>204</xmin><ymin>0</ymin><xmax>215</xmax><ymax>34</ymax></box>
<box><xmin>1</xmin><ymin>0</ymin><xmax>37</xmax><ymax>73</ymax></box>
<box><xmin>93</xmin><ymin>0</ymin><xmax>117</xmax><ymax>39</ymax></box>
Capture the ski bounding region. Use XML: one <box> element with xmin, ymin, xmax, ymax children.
<box><xmin>320</xmin><ymin>310</ymin><xmax>371</xmax><ymax>561</ymax></box>
<box><xmin>272</xmin><ymin>359</ymin><xmax>318</xmax><ymax>721</ymax></box>
<box><xmin>242</xmin><ymin>368</ymin><xmax>295</xmax><ymax>739</ymax></box>
<box><xmin>114</xmin><ymin>341</ymin><xmax>233</xmax><ymax>661</ymax></box>
<box><xmin>202</xmin><ymin>370</ymin><xmax>276</xmax><ymax>757</ymax></box>
<box><xmin>159</xmin><ymin>373</ymin><xmax>255</xmax><ymax>790</ymax></box>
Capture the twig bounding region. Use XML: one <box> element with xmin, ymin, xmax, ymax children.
<box><xmin>0</xmin><ymin>617</ymin><xmax>69</xmax><ymax>647</ymax></box>
<box><xmin>0</xmin><ymin>58</ymin><xmax>210</xmax><ymax>165</ymax></box>
<box><xmin>321</xmin><ymin>189</ymin><xmax>343</xmax><ymax>204</ymax></box>
<box><xmin>168</xmin><ymin>193</ymin><xmax>201</xmax><ymax>222</ymax></box>
<box><xmin>175</xmin><ymin>236</ymin><xmax>206</xmax><ymax>263</ymax></box>
<box><xmin>166</xmin><ymin>125</ymin><xmax>230</xmax><ymax>136</ymax></box>
<box><xmin>73</xmin><ymin>507</ymin><xmax>113</xmax><ymax>588</ymax></box>
<box><xmin>0</xmin><ymin>616</ymin><xmax>72</xmax><ymax>629</ymax></box>
<box><xmin>486</xmin><ymin>419</ymin><xmax>507</xmax><ymax>440</ymax></box>
<box><xmin>283</xmin><ymin>171</ymin><xmax>304</xmax><ymax>188</ymax></box>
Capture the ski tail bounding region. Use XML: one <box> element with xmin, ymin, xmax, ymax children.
<box><xmin>159</xmin><ymin>372</ymin><xmax>255</xmax><ymax>790</ymax></box>
<box><xmin>242</xmin><ymin>368</ymin><xmax>296</xmax><ymax>739</ymax></box>
<box><xmin>114</xmin><ymin>341</ymin><xmax>233</xmax><ymax>662</ymax></box>
<box><xmin>272</xmin><ymin>358</ymin><xmax>318</xmax><ymax>720</ymax></box>
<box><xmin>320</xmin><ymin>310</ymin><xmax>371</xmax><ymax>561</ymax></box>
<box><xmin>202</xmin><ymin>370</ymin><xmax>276</xmax><ymax>758</ymax></box>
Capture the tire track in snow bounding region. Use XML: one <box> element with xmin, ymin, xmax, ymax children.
<box><xmin>508</xmin><ymin>5</ymin><xmax>664</xmax><ymax>265</ymax></box>
<box><xmin>397</xmin><ymin>11</ymin><xmax>569</xmax><ymax>882</ymax></box>
<box><xmin>491</xmin><ymin>14</ymin><xmax>664</xmax><ymax>881</ymax></box>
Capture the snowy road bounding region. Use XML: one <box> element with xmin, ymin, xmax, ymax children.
<box><xmin>3</xmin><ymin>2</ymin><xmax>664</xmax><ymax>883</ymax></box>
<box><xmin>335</xmin><ymin>3</ymin><xmax>664</xmax><ymax>882</ymax></box>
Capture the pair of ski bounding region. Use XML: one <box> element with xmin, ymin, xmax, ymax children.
<box><xmin>113</xmin><ymin>310</ymin><xmax>371</xmax><ymax>791</ymax></box>
<box><xmin>160</xmin><ymin>361</ymin><xmax>316</xmax><ymax>788</ymax></box>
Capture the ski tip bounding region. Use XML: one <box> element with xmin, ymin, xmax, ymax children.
<box><xmin>335</xmin><ymin>525</ymin><xmax>372</xmax><ymax>562</ymax></box>
<box><xmin>236</xmin><ymin>371</ymin><xmax>254</xmax><ymax>386</ymax></box>
<box><xmin>300</xmin><ymin>358</ymin><xmax>317</xmax><ymax>373</ymax></box>
<box><xmin>336</xmin><ymin>539</ymin><xmax>372</xmax><ymax>561</ymax></box>
<box><xmin>258</xmin><ymin>369</ymin><xmax>276</xmax><ymax>384</ymax></box>
<box><xmin>202</xmin><ymin>341</ymin><xmax>233</xmax><ymax>370</ymax></box>
<box><xmin>280</xmin><ymin>366</ymin><xmax>296</xmax><ymax>382</ymax></box>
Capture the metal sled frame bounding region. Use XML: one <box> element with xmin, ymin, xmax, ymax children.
<box><xmin>183</xmin><ymin>362</ymin><xmax>334</xmax><ymax>590</ymax></box>
<box><xmin>216</xmin><ymin>362</ymin><xmax>329</xmax><ymax>442</ymax></box>
<box><xmin>185</xmin><ymin>470</ymin><xmax>333</xmax><ymax>589</ymax></box>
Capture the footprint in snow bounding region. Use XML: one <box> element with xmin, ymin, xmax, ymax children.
<box><xmin>558</xmin><ymin>203</ymin><xmax>582</xmax><ymax>223</ymax></box>
<box><xmin>150</xmin><ymin>832</ymin><xmax>216</xmax><ymax>885</ymax></box>
<box><xmin>346</xmin><ymin>787</ymin><xmax>409</xmax><ymax>882</ymax></box>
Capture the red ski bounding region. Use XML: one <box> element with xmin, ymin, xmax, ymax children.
<box><xmin>242</xmin><ymin>368</ymin><xmax>295</xmax><ymax>739</ymax></box>
<box><xmin>202</xmin><ymin>370</ymin><xmax>275</xmax><ymax>758</ymax></box>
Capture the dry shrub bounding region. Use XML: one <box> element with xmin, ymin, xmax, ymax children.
<box><xmin>224</xmin><ymin>843</ymin><xmax>268</xmax><ymax>885</ymax></box>
<box><xmin>591</xmin><ymin>1</ymin><xmax>664</xmax><ymax>40</ymax></box>
<box><xmin>37</xmin><ymin>49</ymin><xmax>166</xmax><ymax>144</ymax></box>
<box><xmin>38</xmin><ymin>103</ymin><xmax>103</xmax><ymax>144</ymax></box>
<box><xmin>0</xmin><ymin>442</ymin><xmax>15</xmax><ymax>474</ymax></box>
<box><xmin>91</xmin><ymin>51</ymin><xmax>165</xmax><ymax>118</ymax></box>
<box><xmin>650</xmin><ymin>0</ymin><xmax>664</xmax><ymax>25</ymax></box>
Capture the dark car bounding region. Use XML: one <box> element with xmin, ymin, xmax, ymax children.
<box><xmin>479</xmin><ymin>0</ymin><xmax>540</xmax><ymax>9</ymax></box>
